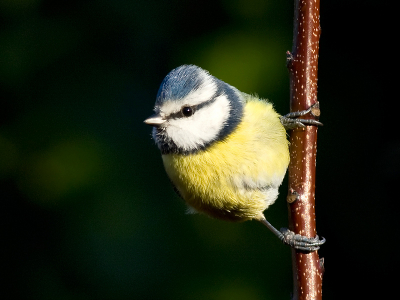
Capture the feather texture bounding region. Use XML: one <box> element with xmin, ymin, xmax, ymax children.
<box><xmin>162</xmin><ymin>95</ymin><xmax>289</xmax><ymax>221</ymax></box>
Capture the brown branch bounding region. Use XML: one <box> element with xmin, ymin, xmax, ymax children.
<box><xmin>287</xmin><ymin>0</ymin><xmax>324</xmax><ymax>299</ymax></box>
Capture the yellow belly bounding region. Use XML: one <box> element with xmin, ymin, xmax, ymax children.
<box><xmin>162</xmin><ymin>97</ymin><xmax>290</xmax><ymax>221</ymax></box>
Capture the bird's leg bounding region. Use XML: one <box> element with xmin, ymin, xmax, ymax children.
<box><xmin>257</xmin><ymin>216</ymin><xmax>325</xmax><ymax>252</ymax></box>
<box><xmin>280</xmin><ymin>102</ymin><xmax>322</xmax><ymax>129</ymax></box>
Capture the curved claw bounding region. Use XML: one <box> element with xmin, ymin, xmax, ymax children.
<box><xmin>280</xmin><ymin>102</ymin><xmax>323</xmax><ymax>130</ymax></box>
<box><xmin>280</xmin><ymin>228</ymin><xmax>326</xmax><ymax>252</ymax></box>
<box><xmin>280</xmin><ymin>116</ymin><xmax>323</xmax><ymax>129</ymax></box>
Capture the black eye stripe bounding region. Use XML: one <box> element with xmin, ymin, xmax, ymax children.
<box><xmin>166</xmin><ymin>97</ymin><xmax>219</xmax><ymax>120</ymax></box>
<box><xmin>168</xmin><ymin>108</ymin><xmax>194</xmax><ymax>119</ymax></box>
<box><xmin>196</xmin><ymin>96</ymin><xmax>218</xmax><ymax>110</ymax></box>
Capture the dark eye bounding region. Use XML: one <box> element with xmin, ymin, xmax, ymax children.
<box><xmin>181</xmin><ymin>106</ymin><xmax>193</xmax><ymax>117</ymax></box>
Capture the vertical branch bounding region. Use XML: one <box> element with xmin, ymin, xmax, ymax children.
<box><xmin>287</xmin><ymin>0</ymin><xmax>324</xmax><ymax>300</ymax></box>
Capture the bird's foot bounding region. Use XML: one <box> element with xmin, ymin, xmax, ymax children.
<box><xmin>279</xmin><ymin>228</ymin><xmax>326</xmax><ymax>252</ymax></box>
<box><xmin>280</xmin><ymin>102</ymin><xmax>322</xmax><ymax>129</ymax></box>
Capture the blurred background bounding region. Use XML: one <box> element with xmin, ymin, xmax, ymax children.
<box><xmin>1</xmin><ymin>0</ymin><xmax>395</xmax><ymax>299</ymax></box>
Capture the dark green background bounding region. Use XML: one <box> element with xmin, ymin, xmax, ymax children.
<box><xmin>1</xmin><ymin>1</ymin><xmax>395</xmax><ymax>299</ymax></box>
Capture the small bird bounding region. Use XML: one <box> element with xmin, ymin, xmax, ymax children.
<box><xmin>145</xmin><ymin>65</ymin><xmax>324</xmax><ymax>251</ymax></box>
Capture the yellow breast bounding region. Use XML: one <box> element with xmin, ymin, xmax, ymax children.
<box><xmin>162</xmin><ymin>96</ymin><xmax>290</xmax><ymax>221</ymax></box>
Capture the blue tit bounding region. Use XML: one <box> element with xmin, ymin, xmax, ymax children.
<box><xmin>145</xmin><ymin>65</ymin><xmax>325</xmax><ymax>251</ymax></box>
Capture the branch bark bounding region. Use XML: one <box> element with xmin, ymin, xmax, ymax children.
<box><xmin>287</xmin><ymin>0</ymin><xmax>324</xmax><ymax>299</ymax></box>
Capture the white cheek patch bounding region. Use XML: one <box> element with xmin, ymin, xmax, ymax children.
<box><xmin>157</xmin><ymin>74</ymin><xmax>217</xmax><ymax>116</ymax></box>
<box><xmin>166</xmin><ymin>94</ymin><xmax>231</xmax><ymax>151</ymax></box>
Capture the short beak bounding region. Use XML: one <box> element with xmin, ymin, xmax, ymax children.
<box><xmin>144</xmin><ymin>114</ymin><xmax>166</xmax><ymax>126</ymax></box>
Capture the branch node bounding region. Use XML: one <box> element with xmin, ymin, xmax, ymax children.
<box><xmin>319</xmin><ymin>257</ymin><xmax>325</xmax><ymax>274</ymax></box>
<box><xmin>310</xmin><ymin>101</ymin><xmax>321</xmax><ymax>117</ymax></box>
<box><xmin>286</xmin><ymin>51</ymin><xmax>294</xmax><ymax>68</ymax></box>
<box><xmin>287</xmin><ymin>188</ymin><xmax>300</xmax><ymax>204</ymax></box>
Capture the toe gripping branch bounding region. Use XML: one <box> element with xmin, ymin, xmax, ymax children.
<box><xmin>279</xmin><ymin>228</ymin><xmax>326</xmax><ymax>252</ymax></box>
<box><xmin>259</xmin><ymin>217</ymin><xmax>325</xmax><ymax>252</ymax></box>
<box><xmin>280</xmin><ymin>102</ymin><xmax>322</xmax><ymax>130</ymax></box>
